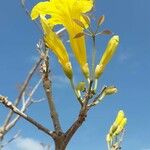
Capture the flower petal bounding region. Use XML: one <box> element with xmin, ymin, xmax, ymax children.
<box><xmin>31</xmin><ymin>2</ymin><xmax>52</xmax><ymax>20</ymax></box>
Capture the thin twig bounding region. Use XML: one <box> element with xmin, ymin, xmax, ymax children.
<box><xmin>88</xmin><ymin>86</ymin><xmax>107</xmax><ymax>107</ymax></box>
<box><xmin>4</xmin><ymin>58</ymin><xmax>42</xmax><ymax>127</ymax></box>
<box><xmin>5</xmin><ymin>78</ymin><xmax>43</xmax><ymax>132</ymax></box>
<box><xmin>20</xmin><ymin>0</ymin><xmax>43</xmax><ymax>33</ymax></box>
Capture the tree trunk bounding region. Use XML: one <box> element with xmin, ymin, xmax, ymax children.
<box><xmin>55</xmin><ymin>140</ymin><xmax>67</xmax><ymax>150</ymax></box>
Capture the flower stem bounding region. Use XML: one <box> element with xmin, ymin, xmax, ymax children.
<box><xmin>70</xmin><ymin>79</ymin><xmax>83</xmax><ymax>105</ymax></box>
<box><xmin>93</xmin><ymin>79</ymin><xmax>98</xmax><ymax>93</ymax></box>
<box><xmin>107</xmin><ymin>142</ymin><xmax>111</xmax><ymax>150</ymax></box>
<box><xmin>91</xmin><ymin>35</ymin><xmax>96</xmax><ymax>81</ymax></box>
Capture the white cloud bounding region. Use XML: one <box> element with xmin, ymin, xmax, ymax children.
<box><xmin>4</xmin><ymin>137</ymin><xmax>51</xmax><ymax>150</ymax></box>
<box><xmin>16</xmin><ymin>137</ymin><xmax>44</xmax><ymax>150</ymax></box>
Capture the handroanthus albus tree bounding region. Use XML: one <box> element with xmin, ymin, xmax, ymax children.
<box><xmin>0</xmin><ymin>0</ymin><xmax>128</xmax><ymax>150</ymax></box>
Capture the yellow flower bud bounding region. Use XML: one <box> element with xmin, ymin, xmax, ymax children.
<box><xmin>62</xmin><ymin>62</ymin><xmax>73</xmax><ymax>80</ymax></box>
<box><xmin>106</xmin><ymin>134</ymin><xmax>112</xmax><ymax>143</ymax></box>
<box><xmin>114</xmin><ymin>118</ymin><xmax>127</xmax><ymax>135</ymax></box>
<box><xmin>76</xmin><ymin>82</ymin><xmax>86</xmax><ymax>91</ymax></box>
<box><xmin>104</xmin><ymin>86</ymin><xmax>118</xmax><ymax>95</ymax></box>
<box><xmin>94</xmin><ymin>64</ymin><xmax>104</xmax><ymax>79</ymax></box>
<box><xmin>109</xmin><ymin>124</ymin><xmax>118</xmax><ymax>135</ymax></box>
<box><xmin>95</xmin><ymin>35</ymin><xmax>119</xmax><ymax>79</ymax></box>
<box><xmin>82</xmin><ymin>63</ymin><xmax>90</xmax><ymax>78</ymax></box>
<box><xmin>113</xmin><ymin>110</ymin><xmax>125</xmax><ymax>126</ymax></box>
<box><xmin>106</xmin><ymin>110</ymin><xmax>127</xmax><ymax>144</ymax></box>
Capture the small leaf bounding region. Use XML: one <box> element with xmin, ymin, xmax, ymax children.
<box><xmin>97</xmin><ymin>15</ymin><xmax>105</xmax><ymax>26</ymax></box>
<box><xmin>82</xmin><ymin>14</ymin><xmax>90</xmax><ymax>26</ymax></box>
<box><xmin>73</xmin><ymin>19</ymin><xmax>85</xmax><ymax>29</ymax></box>
<box><xmin>101</xmin><ymin>29</ymin><xmax>112</xmax><ymax>35</ymax></box>
<box><xmin>74</xmin><ymin>32</ymin><xmax>85</xmax><ymax>39</ymax></box>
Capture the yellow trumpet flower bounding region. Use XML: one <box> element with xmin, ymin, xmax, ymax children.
<box><xmin>31</xmin><ymin>0</ymin><xmax>93</xmax><ymax>78</ymax></box>
<box><xmin>95</xmin><ymin>35</ymin><xmax>120</xmax><ymax>79</ymax></box>
<box><xmin>40</xmin><ymin>15</ymin><xmax>73</xmax><ymax>79</ymax></box>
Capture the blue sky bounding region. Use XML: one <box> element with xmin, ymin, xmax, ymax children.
<box><xmin>0</xmin><ymin>0</ymin><xmax>150</xmax><ymax>150</ymax></box>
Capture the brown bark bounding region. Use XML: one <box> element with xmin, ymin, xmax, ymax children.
<box><xmin>42</xmin><ymin>54</ymin><xmax>62</xmax><ymax>134</ymax></box>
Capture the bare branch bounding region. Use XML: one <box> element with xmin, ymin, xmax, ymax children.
<box><xmin>5</xmin><ymin>78</ymin><xmax>42</xmax><ymax>132</ymax></box>
<box><xmin>4</xmin><ymin>58</ymin><xmax>42</xmax><ymax>127</ymax></box>
<box><xmin>25</xmin><ymin>78</ymin><xmax>42</xmax><ymax>105</ymax></box>
<box><xmin>0</xmin><ymin>95</ymin><xmax>56</xmax><ymax>139</ymax></box>
<box><xmin>31</xmin><ymin>98</ymin><xmax>45</xmax><ymax>104</ymax></box>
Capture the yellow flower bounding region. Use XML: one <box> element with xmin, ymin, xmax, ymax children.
<box><xmin>40</xmin><ymin>15</ymin><xmax>73</xmax><ymax>79</ymax></box>
<box><xmin>95</xmin><ymin>35</ymin><xmax>119</xmax><ymax>79</ymax></box>
<box><xmin>113</xmin><ymin>110</ymin><xmax>125</xmax><ymax>126</ymax></box>
<box><xmin>106</xmin><ymin>110</ymin><xmax>127</xmax><ymax>144</ymax></box>
<box><xmin>114</xmin><ymin>118</ymin><xmax>127</xmax><ymax>135</ymax></box>
<box><xmin>31</xmin><ymin>0</ymin><xmax>93</xmax><ymax>78</ymax></box>
<box><xmin>108</xmin><ymin>110</ymin><xmax>124</xmax><ymax>135</ymax></box>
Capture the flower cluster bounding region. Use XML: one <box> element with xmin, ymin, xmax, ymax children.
<box><xmin>31</xmin><ymin>0</ymin><xmax>93</xmax><ymax>79</ymax></box>
<box><xmin>30</xmin><ymin>0</ymin><xmax>119</xmax><ymax>83</ymax></box>
<box><xmin>106</xmin><ymin>110</ymin><xmax>127</xmax><ymax>149</ymax></box>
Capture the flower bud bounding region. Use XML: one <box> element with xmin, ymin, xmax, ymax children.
<box><xmin>95</xmin><ymin>35</ymin><xmax>119</xmax><ymax>79</ymax></box>
<box><xmin>113</xmin><ymin>110</ymin><xmax>125</xmax><ymax>126</ymax></box>
<box><xmin>82</xmin><ymin>63</ymin><xmax>90</xmax><ymax>78</ymax></box>
<box><xmin>109</xmin><ymin>124</ymin><xmax>118</xmax><ymax>135</ymax></box>
<box><xmin>104</xmin><ymin>86</ymin><xmax>118</xmax><ymax>95</ymax></box>
<box><xmin>106</xmin><ymin>134</ymin><xmax>112</xmax><ymax>142</ymax></box>
<box><xmin>63</xmin><ymin>62</ymin><xmax>73</xmax><ymax>79</ymax></box>
<box><xmin>114</xmin><ymin>118</ymin><xmax>127</xmax><ymax>135</ymax></box>
<box><xmin>94</xmin><ymin>64</ymin><xmax>104</xmax><ymax>79</ymax></box>
<box><xmin>76</xmin><ymin>82</ymin><xmax>86</xmax><ymax>91</ymax></box>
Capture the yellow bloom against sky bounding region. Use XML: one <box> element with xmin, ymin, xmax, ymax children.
<box><xmin>31</xmin><ymin>0</ymin><xmax>93</xmax><ymax>78</ymax></box>
<box><xmin>106</xmin><ymin>110</ymin><xmax>127</xmax><ymax>143</ymax></box>
<box><xmin>95</xmin><ymin>35</ymin><xmax>119</xmax><ymax>79</ymax></box>
<box><xmin>40</xmin><ymin>15</ymin><xmax>73</xmax><ymax>79</ymax></box>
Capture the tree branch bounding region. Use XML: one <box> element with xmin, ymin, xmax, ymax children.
<box><xmin>42</xmin><ymin>52</ymin><xmax>62</xmax><ymax>134</ymax></box>
<box><xmin>0</xmin><ymin>95</ymin><xmax>56</xmax><ymax>139</ymax></box>
<box><xmin>4</xmin><ymin>58</ymin><xmax>42</xmax><ymax>127</ymax></box>
<box><xmin>64</xmin><ymin>107</ymin><xmax>89</xmax><ymax>145</ymax></box>
<box><xmin>4</xmin><ymin>78</ymin><xmax>42</xmax><ymax>133</ymax></box>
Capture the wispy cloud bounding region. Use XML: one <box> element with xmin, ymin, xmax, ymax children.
<box><xmin>52</xmin><ymin>75</ymin><xmax>69</xmax><ymax>88</ymax></box>
<box><xmin>4</xmin><ymin>137</ymin><xmax>52</xmax><ymax>150</ymax></box>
